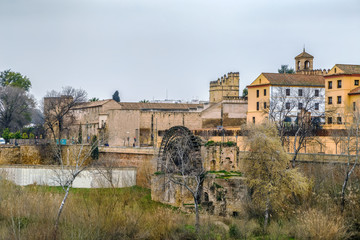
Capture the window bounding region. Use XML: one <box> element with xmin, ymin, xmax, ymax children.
<box><xmin>298</xmin><ymin>102</ymin><xmax>303</xmax><ymax>109</ymax></box>
<box><xmin>315</xmin><ymin>89</ymin><xmax>319</xmax><ymax>97</ymax></box>
<box><xmin>298</xmin><ymin>89</ymin><xmax>303</xmax><ymax>96</ymax></box>
<box><xmin>286</xmin><ymin>89</ymin><xmax>290</xmax><ymax>96</ymax></box>
<box><xmin>355</xmin><ymin>80</ymin><xmax>359</xmax><ymax>86</ymax></box>
<box><xmin>315</xmin><ymin>103</ymin><xmax>319</xmax><ymax>110</ymax></box>
<box><xmin>328</xmin><ymin>81</ymin><xmax>332</xmax><ymax>89</ymax></box>
<box><xmin>286</xmin><ymin>102</ymin><xmax>290</xmax><ymax>109</ymax></box>
<box><xmin>256</xmin><ymin>90</ymin><xmax>259</xmax><ymax>98</ymax></box>
<box><xmin>264</xmin><ymin>89</ymin><xmax>267</xmax><ymax>96</ymax></box>
<box><xmin>328</xmin><ymin>97</ymin><xmax>333</xmax><ymax>104</ymax></box>
<box><xmin>252</xmin><ymin>117</ymin><xmax>255</xmax><ymax>123</ymax></box>
<box><xmin>337</xmin><ymin>80</ymin><xmax>342</xmax><ymax>88</ymax></box>
<box><xmin>354</xmin><ymin>102</ymin><xmax>356</xmax><ymax>111</ymax></box>
<box><xmin>337</xmin><ymin>96</ymin><xmax>342</xmax><ymax>104</ymax></box>
<box><xmin>263</xmin><ymin>102</ymin><xmax>267</xmax><ymax>109</ymax></box>
<box><xmin>256</xmin><ymin>102</ymin><xmax>259</xmax><ymax>111</ymax></box>
<box><xmin>337</xmin><ymin>117</ymin><xmax>342</xmax><ymax>124</ymax></box>
<box><xmin>328</xmin><ymin>117</ymin><xmax>333</xmax><ymax>124</ymax></box>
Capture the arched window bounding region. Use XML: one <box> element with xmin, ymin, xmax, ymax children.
<box><xmin>304</xmin><ymin>61</ymin><xmax>310</xmax><ymax>69</ymax></box>
<box><xmin>297</xmin><ymin>61</ymin><xmax>301</xmax><ymax>70</ymax></box>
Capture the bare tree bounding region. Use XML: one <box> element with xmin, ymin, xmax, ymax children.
<box><xmin>0</xmin><ymin>86</ymin><xmax>35</xmax><ymax>132</ymax></box>
<box><xmin>160</xmin><ymin>135</ymin><xmax>206</xmax><ymax>232</ymax></box>
<box><xmin>291</xmin><ymin>88</ymin><xmax>324</xmax><ymax>167</ymax></box>
<box><xmin>265</xmin><ymin>87</ymin><xmax>296</xmax><ymax>146</ymax></box>
<box><xmin>52</xmin><ymin>138</ymin><xmax>99</xmax><ymax>237</ymax></box>
<box><xmin>340</xmin><ymin>105</ymin><xmax>359</xmax><ymax>212</ymax></box>
<box><xmin>265</xmin><ymin>87</ymin><xmax>324</xmax><ymax>167</ymax></box>
<box><xmin>331</xmin><ymin>130</ymin><xmax>346</xmax><ymax>154</ymax></box>
<box><xmin>43</xmin><ymin>86</ymin><xmax>87</xmax><ymax>142</ymax></box>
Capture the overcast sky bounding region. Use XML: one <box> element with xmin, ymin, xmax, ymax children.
<box><xmin>0</xmin><ymin>0</ymin><xmax>359</xmax><ymax>103</ymax></box>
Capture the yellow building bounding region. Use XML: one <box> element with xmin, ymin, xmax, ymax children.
<box><xmin>247</xmin><ymin>73</ymin><xmax>325</xmax><ymax>124</ymax></box>
<box><xmin>324</xmin><ymin>64</ymin><xmax>360</xmax><ymax>129</ymax></box>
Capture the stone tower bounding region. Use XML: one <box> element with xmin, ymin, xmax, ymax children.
<box><xmin>209</xmin><ymin>72</ymin><xmax>240</xmax><ymax>103</ymax></box>
<box><xmin>295</xmin><ymin>48</ymin><xmax>314</xmax><ymax>73</ymax></box>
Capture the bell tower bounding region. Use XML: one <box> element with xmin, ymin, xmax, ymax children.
<box><xmin>295</xmin><ymin>48</ymin><xmax>314</xmax><ymax>73</ymax></box>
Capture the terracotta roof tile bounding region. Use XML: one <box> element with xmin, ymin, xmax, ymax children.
<box><xmin>118</xmin><ymin>102</ymin><xmax>203</xmax><ymax>111</ymax></box>
<box><xmin>348</xmin><ymin>87</ymin><xmax>360</xmax><ymax>95</ymax></box>
<box><xmin>261</xmin><ymin>73</ymin><xmax>324</xmax><ymax>87</ymax></box>
<box><xmin>335</xmin><ymin>64</ymin><xmax>360</xmax><ymax>74</ymax></box>
<box><xmin>295</xmin><ymin>51</ymin><xmax>314</xmax><ymax>59</ymax></box>
<box><xmin>72</xmin><ymin>100</ymin><xmax>112</xmax><ymax>109</ymax></box>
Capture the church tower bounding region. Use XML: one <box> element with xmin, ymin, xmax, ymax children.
<box><xmin>295</xmin><ymin>48</ymin><xmax>314</xmax><ymax>73</ymax></box>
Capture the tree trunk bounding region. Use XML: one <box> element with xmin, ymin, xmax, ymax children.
<box><xmin>54</xmin><ymin>184</ymin><xmax>71</xmax><ymax>238</ymax></box>
<box><xmin>341</xmin><ymin>171</ymin><xmax>350</xmax><ymax>212</ymax></box>
<box><xmin>264</xmin><ymin>194</ymin><xmax>270</xmax><ymax>231</ymax></box>
<box><xmin>194</xmin><ymin>198</ymin><xmax>200</xmax><ymax>233</ymax></box>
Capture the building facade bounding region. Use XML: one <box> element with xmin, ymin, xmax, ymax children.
<box><xmin>324</xmin><ymin>64</ymin><xmax>360</xmax><ymax>129</ymax></box>
<box><xmin>247</xmin><ymin>73</ymin><xmax>325</xmax><ymax>124</ymax></box>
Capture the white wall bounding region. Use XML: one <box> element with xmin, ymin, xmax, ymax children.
<box><xmin>269</xmin><ymin>86</ymin><xmax>325</xmax><ymax>122</ymax></box>
<box><xmin>0</xmin><ymin>166</ymin><xmax>137</xmax><ymax>188</ymax></box>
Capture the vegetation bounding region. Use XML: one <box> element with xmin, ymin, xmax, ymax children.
<box><xmin>0</xmin><ymin>69</ymin><xmax>32</xmax><ymax>91</ymax></box>
<box><xmin>89</xmin><ymin>97</ymin><xmax>99</xmax><ymax>102</ymax></box>
<box><xmin>242</xmin><ymin>88</ymin><xmax>248</xmax><ymax>98</ymax></box>
<box><xmin>205</xmin><ymin>140</ymin><xmax>236</xmax><ymax>147</ymax></box>
<box><xmin>112</xmin><ymin>90</ymin><xmax>120</xmax><ymax>102</ymax></box>
<box><xmin>244</xmin><ymin>123</ymin><xmax>310</xmax><ymax>230</ymax></box>
<box><xmin>278</xmin><ymin>64</ymin><xmax>295</xmax><ymax>74</ymax></box>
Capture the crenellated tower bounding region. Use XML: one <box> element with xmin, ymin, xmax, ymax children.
<box><xmin>209</xmin><ymin>72</ymin><xmax>240</xmax><ymax>103</ymax></box>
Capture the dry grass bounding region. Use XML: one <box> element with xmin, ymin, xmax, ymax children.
<box><xmin>1</xmin><ymin>176</ymin><xmax>359</xmax><ymax>240</ymax></box>
<box><xmin>291</xmin><ymin>208</ymin><xmax>350</xmax><ymax>240</ymax></box>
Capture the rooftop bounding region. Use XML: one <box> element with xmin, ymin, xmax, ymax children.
<box><xmin>348</xmin><ymin>86</ymin><xmax>360</xmax><ymax>95</ymax></box>
<box><xmin>118</xmin><ymin>102</ymin><xmax>204</xmax><ymax>111</ymax></box>
<box><xmin>72</xmin><ymin>100</ymin><xmax>113</xmax><ymax>109</ymax></box>
<box><xmin>261</xmin><ymin>73</ymin><xmax>324</xmax><ymax>87</ymax></box>
<box><xmin>335</xmin><ymin>64</ymin><xmax>360</xmax><ymax>74</ymax></box>
<box><xmin>295</xmin><ymin>49</ymin><xmax>314</xmax><ymax>59</ymax></box>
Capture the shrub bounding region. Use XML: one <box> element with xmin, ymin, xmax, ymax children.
<box><xmin>22</xmin><ymin>132</ymin><xmax>28</xmax><ymax>139</ymax></box>
<box><xmin>292</xmin><ymin>208</ymin><xmax>350</xmax><ymax>240</ymax></box>
<box><xmin>14</xmin><ymin>131</ymin><xmax>22</xmax><ymax>139</ymax></box>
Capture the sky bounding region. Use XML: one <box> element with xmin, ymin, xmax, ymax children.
<box><xmin>0</xmin><ymin>0</ymin><xmax>359</xmax><ymax>104</ymax></box>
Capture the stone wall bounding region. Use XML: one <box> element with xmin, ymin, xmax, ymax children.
<box><xmin>140</xmin><ymin>111</ymin><xmax>202</xmax><ymax>146</ymax></box>
<box><xmin>201</xmin><ymin>101</ymin><xmax>247</xmax><ymax>128</ymax></box>
<box><xmin>151</xmin><ymin>174</ymin><xmax>247</xmax><ymax>217</ymax></box>
<box><xmin>99</xmin><ymin>147</ymin><xmax>156</xmax><ymax>188</ymax></box>
<box><xmin>202</xmin><ymin>146</ymin><xmax>240</xmax><ymax>172</ymax></box>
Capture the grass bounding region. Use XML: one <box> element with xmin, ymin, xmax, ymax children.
<box><xmin>0</xmin><ymin>172</ymin><xmax>357</xmax><ymax>240</ymax></box>
<box><xmin>208</xmin><ymin>170</ymin><xmax>242</xmax><ymax>179</ymax></box>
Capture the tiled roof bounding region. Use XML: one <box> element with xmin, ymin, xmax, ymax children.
<box><xmin>348</xmin><ymin>87</ymin><xmax>360</xmax><ymax>95</ymax></box>
<box><xmin>261</xmin><ymin>73</ymin><xmax>324</xmax><ymax>87</ymax></box>
<box><xmin>72</xmin><ymin>100</ymin><xmax>112</xmax><ymax>109</ymax></box>
<box><xmin>335</xmin><ymin>64</ymin><xmax>360</xmax><ymax>74</ymax></box>
<box><xmin>118</xmin><ymin>102</ymin><xmax>203</xmax><ymax>111</ymax></box>
<box><xmin>295</xmin><ymin>50</ymin><xmax>314</xmax><ymax>59</ymax></box>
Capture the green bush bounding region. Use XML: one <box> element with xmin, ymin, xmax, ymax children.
<box><xmin>205</xmin><ymin>140</ymin><xmax>215</xmax><ymax>146</ymax></box>
<box><xmin>22</xmin><ymin>132</ymin><xmax>28</xmax><ymax>139</ymax></box>
<box><xmin>29</xmin><ymin>133</ymin><xmax>35</xmax><ymax>139</ymax></box>
<box><xmin>14</xmin><ymin>131</ymin><xmax>22</xmax><ymax>139</ymax></box>
<box><xmin>2</xmin><ymin>128</ymin><xmax>10</xmax><ymax>141</ymax></box>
